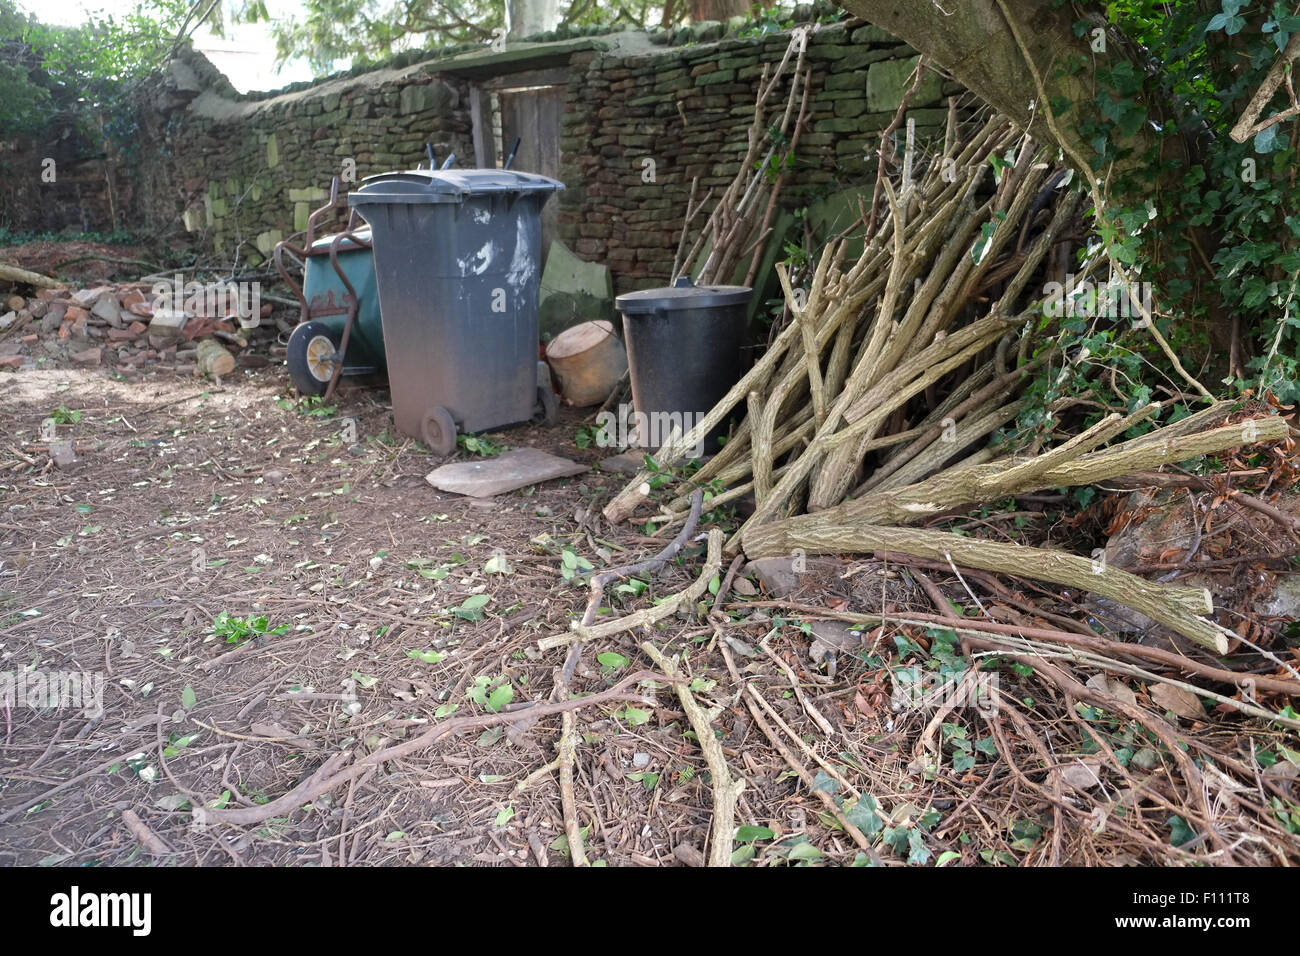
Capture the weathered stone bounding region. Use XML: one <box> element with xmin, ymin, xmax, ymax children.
<box><xmin>866</xmin><ymin>55</ymin><xmax>943</xmax><ymax>112</ymax></box>
<box><xmin>91</xmin><ymin>294</ymin><xmax>122</xmax><ymax>328</ymax></box>
<box><xmin>49</xmin><ymin>440</ymin><xmax>78</xmax><ymax>469</ymax></box>
<box><xmin>425</xmin><ymin>448</ymin><xmax>589</xmax><ymax>497</ymax></box>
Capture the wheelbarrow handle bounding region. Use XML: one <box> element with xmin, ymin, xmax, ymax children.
<box><xmin>304</xmin><ymin>176</ymin><xmax>344</xmax><ymax>246</ymax></box>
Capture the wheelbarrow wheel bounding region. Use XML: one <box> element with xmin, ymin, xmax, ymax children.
<box><xmin>421</xmin><ymin>406</ymin><xmax>457</xmax><ymax>456</ymax></box>
<box><xmin>287</xmin><ymin>321</ymin><xmax>341</xmax><ymax>396</ymax></box>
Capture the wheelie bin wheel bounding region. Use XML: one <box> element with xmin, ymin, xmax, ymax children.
<box><xmin>422</xmin><ymin>406</ymin><xmax>457</xmax><ymax>455</ymax></box>
<box><xmin>287</xmin><ymin>321</ymin><xmax>341</xmax><ymax>396</ymax></box>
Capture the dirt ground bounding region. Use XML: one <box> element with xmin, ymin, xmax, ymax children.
<box><xmin>1</xmin><ymin>360</ymin><xmax>1297</xmax><ymax>867</ymax></box>
<box><xmin>0</xmin><ymin>240</ymin><xmax>158</xmax><ymax>286</ymax></box>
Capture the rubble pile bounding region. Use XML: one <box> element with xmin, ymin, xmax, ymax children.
<box><xmin>0</xmin><ymin>280</ymin><xmax>280</xmax><ymax>378</ymax></box>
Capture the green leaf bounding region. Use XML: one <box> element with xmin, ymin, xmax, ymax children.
<box><xmin>1169</xmin><ymin>814</ymin><xmax>1196</xmax><ymax>847</ymax></box>
<box><xmin>181</xmin><ymin>685</ymin><xmax>196</xmax><ymax>710</ymax></box>
<box><xmin>788</xmin><ymin>841</ymin><xmax>823</xmax><ymax>861</ymax></box>
<box><xmin>736</xmin><ymin>825</ymin><xmax>775</xmax><ymax>842</ymax></box>
<box><xmin>618</xmin><ymin>706</ymin><xmax>651</xmax><ymax>726</ymax></box>
<box><xmin>936</xmin><ymin>850</ymin><xmax>961</xmax><ymax>867</ymax></box>
<box><xmin>495</xmin><ymin>805</ymin><xmax>515</xmax><ymax>827</ymax></box>
<box><xmin>810</xmin><ymin>769</ymin><xmax>839</xmax><ymax>795</ymax></box>
<box><xmin>406</xmin><ymin>649</ymin><xmax>446</xmax><ymax>664</ymax></box>
<box><xmin>730</xmin><ymin>844</ymin><xmax>756</xmax><ymax>865</ymax></box>
<box><xmin>844</xmin><ymin>795</ymin><xmax>884</xmax><ymax>837</ymax></box>
<box><xmin>596</xmin><ymin>652</ymin><xmax>629</xmax><ymax>669</ymax></box>
<box><xmin>486</xmin><ymin>683</ymin><xmax>514</xmax><ymax>713</ymax></box>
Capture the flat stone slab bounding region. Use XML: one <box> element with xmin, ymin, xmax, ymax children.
<box><xmin>425</xmin><ymin>447</ymin><xmax>588</xmax><ymax>498</ymax></box>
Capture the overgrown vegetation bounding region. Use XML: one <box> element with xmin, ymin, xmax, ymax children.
<box><xmin>1044</xmin><ymin>2</ymin><xmax>1300</xmax><ymax>404</ymax></box>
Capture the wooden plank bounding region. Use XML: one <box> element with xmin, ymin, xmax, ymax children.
<box><xmin>499</xmin><ymin>84</ymin><xmax>565</xmax><ymax>249</ymax></box>
<box><xmin>481</xmin><ymin>67</ymin><xmax>569</xmax><ymax>91</ymax></box>
<box><xmin>469</xmin><ymin>85</ymin><xmax>497</xmax><ymax>169</ymax></box>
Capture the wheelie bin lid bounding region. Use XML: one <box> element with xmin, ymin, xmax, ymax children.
<box><xmin>348</xmin><ymin>168</ymin><xmax>564</xmax><ymax>206</ymax></box>
<box><xmin>615</xmin><ymin>276</ymin><xmax>751</xmax><ymax>314</ymax></box>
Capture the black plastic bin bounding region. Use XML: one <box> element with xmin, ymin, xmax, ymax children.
<box><xmin>348</xmin><ymin>168</ymin><xmax>563</xmax><ymax>453</ymax></box>
<box><xmin>614</xmin><ymin>277</ymin><xmax>751</xmax><ymax>456</ymax></box>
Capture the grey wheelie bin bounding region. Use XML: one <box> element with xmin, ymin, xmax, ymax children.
<box><xmin>348</xmin><ymin>168</ymin><xmax>564</xmax><ymax>454</ymax></box>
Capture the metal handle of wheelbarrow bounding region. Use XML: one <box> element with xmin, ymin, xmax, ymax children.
<box><xmin>320</xmin><ymin>227</ymin><xmax>372</xmax><ymax>402</ymax></box>
<box><xmin>425</xmin><ymin>143</ymin><xmax>436</xmax><ymax>169</ymax></box>
<box><xmin>273</xmin><ymin>175</ymin><xmax>350</xmax><ymax>321</ymax></box>
<box><xmin>273</xmin><ymin>237</ymin><xmax>310</xmax><ymax>320</ymax></box>
<box><xmin>503</xmin><ymin>137</ymin><xmax>521</xmax><ymax>170</ymax></box>
<box><xmin>304</xmin><ymin>176</ymin><xmax>343</xmax><ymax>247</ymax></box>
<box><xmin>440</xmin><ymin>153</ymin><xmax>456</xmax><ymax>169</ymax></box>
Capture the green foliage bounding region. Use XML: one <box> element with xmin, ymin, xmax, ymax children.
<box><xmin>1055</xmin><ymin>0</ymin><xmax>1300</xmax><ymax>402</ymax></box>
<box><xmin>278</xmin><ymin>395</ymin><xmax>338</xmax><ymax>417</ymax></box>
<box><xmin>0</xmin><ymin>227</ymin><xmax>142</xmax><ymax>247</ymax></box>
<box><xmin>457</xmin><ymin>434</ymin><xmax>504</xmax><ymax>457</ymax></box>
<box><xmin>573</xmin><ymin>422</ymin><xmax>602</xmax><ymax>449</ymax></box>
<box><xmin>0</xmin><ymin>1</ymin><xmax>51</xmax><ymax>135</ymax></box>
<box><xmin>559</xmin><ymin>546</ymin><xmax>595</xmax><ymax>581</ymax></box>
<box><xmin>1</xmin><ymin>1</ymin><xmax>207</xmax><ymax>138</ymax></box>
<box><xmin>467</xmin><ymin>673</ymin><xmax>513</xmax><ymax>712</ymax></box>
<box><xmin>211</xmin><ymin>611</ymin><xmax>289</xmax><ymax>646</ymax></box>
<box><xmin>233</xmin><ymin>0</ymin><xmax>691</xmax><ymax>77</ymax></box>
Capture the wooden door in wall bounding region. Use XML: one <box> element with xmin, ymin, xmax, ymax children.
<box><xmin>497</xmin><ymin>83</ymin><xmax>565</xmax><ymax>253</ymax></box>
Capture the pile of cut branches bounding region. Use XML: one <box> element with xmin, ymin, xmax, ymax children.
<box><xmin>672</xmin><ymin>28</ymin><xmax>812</xmax><ymax>288</ymax></box>
<box><xmin>603</xmin><ymin>108</ymin><xmax>1293</xmax><ymax>655</ymax></box>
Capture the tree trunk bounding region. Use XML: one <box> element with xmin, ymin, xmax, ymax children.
<box><xmin>691</xmin><ymin>0</ymin><xmax>749</xmax><ymax>21</ymax></box>
<box><xmin>837</xmin><ymin>0</ymin><xmax>1155</xmax><ymax>183</ymax></box>
<box><xmin>507</xmin><ymin>0</ymin><xmax>559</xmax><ymax>38</ymax></box>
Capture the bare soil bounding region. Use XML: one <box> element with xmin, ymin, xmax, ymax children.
<box><xmin>1</xmin><ymin>361</ymin><xmax>1297</xmax><ymax>867</ymax></box>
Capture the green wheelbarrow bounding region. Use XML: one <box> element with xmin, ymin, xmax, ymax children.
<box><xmin>275</xmin><ymin>177</ymin><xmax>386</xmax><ymax>398</ymax></box>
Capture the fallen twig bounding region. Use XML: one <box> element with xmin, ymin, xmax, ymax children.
<box><xmin>641</xmin><ymin>639</ymin><xmax>745</xmax><ymax>867</ymax></box>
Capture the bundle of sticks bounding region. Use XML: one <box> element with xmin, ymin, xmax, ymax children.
<box><xmin>602</xmin><ymin>109</ymin><xmax>1290</xmax><ymax>654</ymax></box>
<box><xmin>673</xmin><ymin>28</ymin><xmax>812</xmax><ymax>287</ymax></box>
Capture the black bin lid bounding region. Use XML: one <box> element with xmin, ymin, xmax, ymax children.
<box><xmin>615</xmin><ymin>276</ymin><xmax>751</xmax><ymax>314</ymax></box>
<box><xmin>349</xmin><ymin>168</ymin><xmax>564</xmax><ymax>206</ymax></box>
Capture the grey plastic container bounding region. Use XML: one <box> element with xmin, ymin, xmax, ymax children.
<box><xmin>349</xmin><ymin>168</ymin><xmax>563</xmax><ymax>448</ymax></box>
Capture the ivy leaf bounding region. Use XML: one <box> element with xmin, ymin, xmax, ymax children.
<box><xmin>1169</xmin><ymin>814</ymin><xmax>1197</xmax><ymax>846</ymax></box>
<box><xmin>1255</xmin><ymin>123</ymin><xmax>1280</xmax><ymax>154</ymax></box>
<box><xmin>486</xmin><ymin>683</ymin><xmax>514</xmax><ymax>713</ymax></box>
<box><xmin>844</xmin><ymin>795</ymin><xmax>884</xmax><ymax>837</ymax></box>
<box><xmin>407</xmin><ymin>649</ymin><xmax>446</xmax><ymax>664</ymax></box>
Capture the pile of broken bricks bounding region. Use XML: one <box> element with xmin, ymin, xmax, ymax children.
<box><xmin>0</xmin><ymin>282</ymin><xmax>277</xmax><ymax>377</ymax></box>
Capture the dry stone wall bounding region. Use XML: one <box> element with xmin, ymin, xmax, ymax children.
<box><xmin>557</xmin><ymin>18</ymin><xmax>962</xmax><ymax>293</ymax></box>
